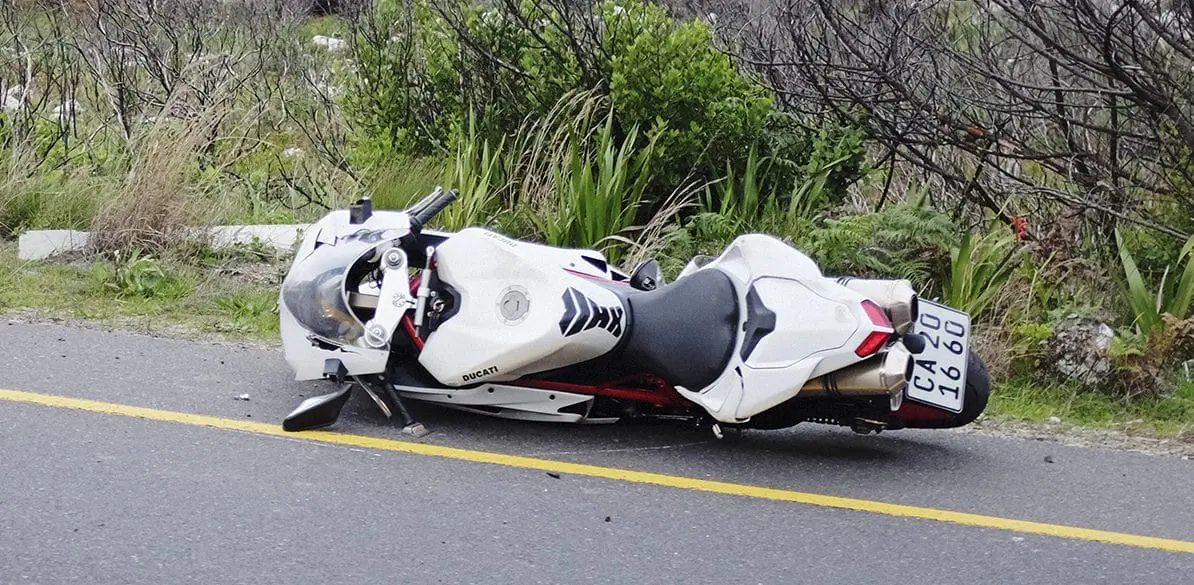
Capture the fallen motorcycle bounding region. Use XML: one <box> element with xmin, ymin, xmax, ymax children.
<box><xmin>278</xmin><ymin>187</ymin><xmax>989</xmax><ymax>437</ymax></box>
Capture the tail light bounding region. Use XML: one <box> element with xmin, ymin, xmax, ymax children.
<box><xmin>855</xmin><ymin>300</ymin><xmax>894</xmax><ymax>357</ymax></box>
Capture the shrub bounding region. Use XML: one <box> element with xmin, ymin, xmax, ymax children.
<box><xmin>605</xmin><ymin>0</ymin><xmax>772</xmax><ymax>190</ymax></box>
<box><xmin>344</xmin><ymin>0</ymin><xmax>456</xmax><ymax>154</ymax></box>
<box><xmin>89</xmin><ymin>118</ymin><xmax>211</xmax><ymax>254</ymax></box>
<box><xmin>797</xmin><ymin>195</ymin><xmax>957</xmax><ymax>287</ymax></box>
<box><xmin>1005</xmin><ymin>321</ymin><xmax>1054</xmax><ymax>377</ymax></box>
<box><xmin>346</xmin><ymin>0</ymin><xmax>784</xmax><ymax>203</ymax></box>
<box><xmin>433</xmin><ymin>118</ymin><xmax>508</xmax><ymax>231</ymax></box>
<box><xmin>533</xmin><ymin>114</ymin><xmax>659</xmax><ymax>265</ymax></box>
<box><xmin>1111</xmin><ymin>315</ymin><xmax>1194</xmax><ymax>398</ymax></box>
<box><xmin>104</xmin><ymin>249</ymin><xmax>192</xmax><ymax>299</ymax></box>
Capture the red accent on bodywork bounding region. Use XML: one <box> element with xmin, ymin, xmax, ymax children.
<box><xmin>563</xmin><ymin>267</ymin><xmax>631</xmax><ymax>286</ymax></box>
<box><xmin>401</xmin><ymin>316</ymin><xmax>424</xmax><ymax>350</ymax></box>
<box><xmin>402</xmin><ymin>273</ymin><xmax>425</xmax><ymax>350</ymax></box>
<box><xmin>861</xmin><ymin>300</ymin><xmax>892</xmax><ymax>329</ymax></box>
<box><xmin>892</xmin><ymin>400</ymin><xmax>954</xmax><ymax>424</ymax></box>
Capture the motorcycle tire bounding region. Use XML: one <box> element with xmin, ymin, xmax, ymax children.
<box><xmin>889</xmin><ymin>350</ymin><xmax>990</xmax><ymax>429</ymax></box>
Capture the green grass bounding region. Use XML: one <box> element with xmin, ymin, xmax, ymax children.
<box><xmin>988</xmin><ymin>378</ymin><xmax>1194</xmax><ymax>437</ymax></box>
<box><xmin>0</xmin><ymin>244</ymin><xmax>282</xmax><ymax>342</ymax></box>
<box><xmin>366</xmin><ymin>157</ymin><xmax>447</xmax><ymax>211</ymax></box>
<box><xmin>299</xmin><ymin>15</ymin><xmax>349</xmax><ymax>39</ymax></box>
<box><xmin>1</xmin><ymin>174</ymin><xmax>113</xmax><ymax>238</ymax></box>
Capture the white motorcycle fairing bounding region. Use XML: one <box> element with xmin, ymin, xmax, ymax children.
<box><xmin>418</xmin><ymin>228</ymin><xmax>628</xmax><ymax>386</ymax></box>
<box><xmin>671</xmin><ymin>234</ymin><xmax>890</xmax><ymax>423</ymax></box>
<box><xmin>280</xmin><ymin>208</ymin><xmax>435</xmax><ymax>381</ymax></box>
<box><xmin>278</xmin><ymin>215</ymin><xmax>396</xmax><ymax>381</ymax></box>
<box><xmin>412</xmin><ymin>229</ymin><xmax>893</xmax><ymax>425</ymax></box>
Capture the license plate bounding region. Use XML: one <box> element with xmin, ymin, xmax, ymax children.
<box><xmin>906</xmin><ymin>300</ymin><xmax>970</xmax><ymax>413</ymax></box>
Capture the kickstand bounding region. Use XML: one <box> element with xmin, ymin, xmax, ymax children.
<box><xmin>380</xmin><ymin>383</ymin><xmax>431</xmax><ymax>438</ymax></box>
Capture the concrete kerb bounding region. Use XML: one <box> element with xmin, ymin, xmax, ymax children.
<box><xmin>17</xmin><ymin>224</ymin><xmax>312</xmax><ymax>261</ymax></box>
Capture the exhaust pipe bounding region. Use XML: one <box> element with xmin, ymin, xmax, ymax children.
<box><xmin>800</xmin><ymin>344</ymin><xmax>913</xmax><ymax>407</ymax></box>
<box><xmin>837</xmin><ymin>278</ymin><xmax>919</xmax><ymax>334</ymax></box>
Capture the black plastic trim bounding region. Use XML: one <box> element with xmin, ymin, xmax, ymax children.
<box><xmin>739</xmin><ymin>285</ymin><xmax>777</xmax><ymax>360</ymax></box>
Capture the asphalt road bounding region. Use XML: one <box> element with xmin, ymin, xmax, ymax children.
<box><xmin>1</xmin><ymin>320</ymin><xmax>1193</xmax><ymax>584</ymax></box>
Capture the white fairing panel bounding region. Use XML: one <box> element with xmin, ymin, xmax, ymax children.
<box><xmin>394</xmin><ymin>383</ymin><xmax>594</xmax><ymax>423</ymax></box>
<box><xmin>745</xmin><ymin>277</ymin><xmax>857</xmax><ymax>369</ymax></box>
<box><xmin>418</xmin><ymin>228</ymin><xmax>626</xmax><ymax>386</ymax></box>
<box><xmin>674</xmin><ymin>234</ymin><xmax>880</xmax><ymax>423</ymax></box>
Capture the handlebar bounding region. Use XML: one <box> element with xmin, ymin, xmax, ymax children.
<box><xmin>407</xmin><ymin>187</ymin><xmax>458</xmax><ymax>230</ymax></box>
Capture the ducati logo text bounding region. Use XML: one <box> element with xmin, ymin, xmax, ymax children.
<box><xmin>462</xmin><ymin>365</ymin><xmax>498</xmax><ymax>382</ymax></box>
<box><xmin>559</xmin><ymin>288</ymin><xmax>624</xmax><ymax>337</ymax></box>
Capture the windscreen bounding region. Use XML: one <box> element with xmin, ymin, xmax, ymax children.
<box><xmin>280</xmin><ymin>237</ymin><xmax>380</xmax><ymax>345</ymax></box>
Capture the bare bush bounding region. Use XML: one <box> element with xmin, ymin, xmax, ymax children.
<box><xmin>88</xmin><ymin>114</ymin><xmax>215</xmax><ymax>253</ymax></box>
<box><xmin>738</xmin><ymin>0</ymin><xmax>1194</xmax><ymax>242</ymax></box>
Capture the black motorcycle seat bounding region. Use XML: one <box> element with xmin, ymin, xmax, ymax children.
<box><xmin>621</xmin><ymin>268</ymin><xmax>740</xmax><ymax>390</ymax></box>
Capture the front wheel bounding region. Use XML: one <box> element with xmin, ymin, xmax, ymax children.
<box><xmin>889</xmin><ymin>351</ymin><xmax>990</xmax><ymax>429</ymax></box>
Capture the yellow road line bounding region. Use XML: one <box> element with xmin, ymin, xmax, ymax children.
<box><xmin>2</xmin><ymin>387</ymin><xmax>1192</xmax><ymax>555</ymax></box>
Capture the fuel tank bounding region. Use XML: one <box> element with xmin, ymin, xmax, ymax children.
<box><xmin>418</xmin><ymin>228</ymin><xmax>628</xmax><ymax>386</ymax></box>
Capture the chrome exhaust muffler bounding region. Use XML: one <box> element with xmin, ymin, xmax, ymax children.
<box><xmin>837</xmin><ymin>278</ymin><xmax>919</xmax><ymax>334</ymax></box>
<box><xmin>800</xmin><ymin>344</ymin><xmax>913</xmax><ymax>409</ymax></box>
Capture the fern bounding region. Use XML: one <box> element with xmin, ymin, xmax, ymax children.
<box><xmin>796</xmin><ymin>198</ymin><xmax>957</xmax><ymax>289</ymax></box>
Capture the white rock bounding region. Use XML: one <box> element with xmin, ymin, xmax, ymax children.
<box><xmin>312</xmin><ymin>35</ymin><xmax>347</xmax><ymax>52</ymax></box>
<box><xmin>1048</xmin><ymin>316</ymin><xmax>1115</xmax><ymax>387</ymax></box>
<box><xmin>0</xmin><ymin>95</ymin><xmax>19</xmax><ymax>114</ymax></box>
<box><xmin>53</xmin><ymin>99</ymin><xmax>79</xmax><ymax>121</ymax></box>
<box><xmin>282</xmin><ymin>147</ymin><xmax>303</xmax><ymax>158</ymax></box>
<box><xmin>1047</xmin><ymin>416</ymin><xmax>1061</xmax><ymax>424</ymax></box>
<box><xmin>235</xmin><ymin>394</ymin><xmax>251</xmax><ymax>401</ymax></box>
<box><xmin>18</xmin><ymin>229</ymin><xmax>91</xmax><ymax>260</ymax></box>
<box><xmin>2</xmin><ymin>84</ymin><xmax>25</xmax><ymax>114</ymax></box>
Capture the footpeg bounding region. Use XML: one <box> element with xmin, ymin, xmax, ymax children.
<box><xmin>401</xmin><ymin>422</ymin><xmax>430</xmax><ymax>438</ymax></box>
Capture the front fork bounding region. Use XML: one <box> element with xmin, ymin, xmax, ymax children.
<box><xmin>359</xmin><ymin>244</ymin><xmax>439</xmax><ymax>437</ymax></box>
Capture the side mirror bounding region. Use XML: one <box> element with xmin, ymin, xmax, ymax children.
<box><xmin>282</xmin><ymin>385</ymin><xmax>353</xmax><ymax>432</ymax></box>
<box><xmin>630</xmin><ymin>259</ymin><xmax>664</xmax><ymax>291</ymax></box>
